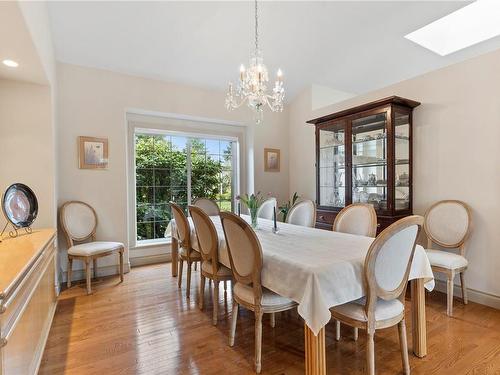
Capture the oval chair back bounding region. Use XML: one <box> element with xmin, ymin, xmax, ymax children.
<box><xmin>170</xmin><ymin>202</ymin><xmax>191</xmax><ymax>250</ymax></box>
<box><xmin>363</xmin><ymin>215</ymin><xmax>423</xmax><ymax>323</ymax></box>
<box><xmin>193</xmin><ymin>197</ymin><xmax>220</xmax><ymax>216</ymax></box>
<box><xmin>60</xmin><ymin>201</ymin><xmax>98</xmax><ymax>247</ymax></box>
<box><xmin>424</xmin><ymin>200</ymin><xmax>471</xmax><ymax>254</ymax></box>
<box><xmin>220</xmin><ymin>211</ymin><xmax>263</xmax><ymax>304</ymax></box>
<box><xmin>286</xmin><ymin>199</ymin><xmax>316</xmax><ymax>227</ymax></box>
<box><xmin>188</xmin><ymin>205</ymin><xmax>219</xmax><ymax>266</ymax></box>
<box><xmin>257</xmin><ymin>197</ymin><xmax>276</xmax><ymax>220</ymax></box>
<box><xmin>333</xmin><ymin>203</ymin><xmax>377</xmax><ymax>237</ymax></box>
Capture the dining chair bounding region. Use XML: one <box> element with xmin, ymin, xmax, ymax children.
<box><xmin>60</xmin><ymin>201</ymin><xmax>124</xmax><ymax>295</ymax></box>
<box><xmin>257</xmin><ymin>197</ymin><xmax>277</xmax><ymax>220</ymax></box>
<box><xmin>220</xmin><ymin>212</ymin><xmax>297</xmax><ymax>374</ymax></box>
<box><xmin>193</xmin><ymin>197</ymin><xmax>220</xmax><ymax>216</ymax></box>
<box><xmin>423</xmin><ymin>200</ymin><xmax>472</xmax><ymax>316</ymax></box>
<box><xmin>286</xmin><ymin>199</ymin><xmax>316</xmax><ymax>227</ymax></box>
<box><xmin>188</xmin><ymin>205</ymin><xmax>232</xmax><ymax>325</ymax></box>
<box><xmin>332</xmin><ymin>203</ymin><xmax>377</xmax><ymax>341</ymax></box>
<box><xmin>170</xmin><ymin>202</ymin><xmax>201</xmax><ymax>299</ymax></box>
<box><xmin>330</xmin><ymin>215</ymin><xmax>423</xmax><ymax>375</ymax></box>
<box><xmin>333</xmin><ymin>203</ymin><xmax>377</xmax><ymax>237</ymax></box>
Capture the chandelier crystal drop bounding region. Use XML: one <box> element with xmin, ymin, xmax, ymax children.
<box><xmin>225</xmin><ymin>0</ymin><xmax>285</xmax><ymax>124</ymax></box>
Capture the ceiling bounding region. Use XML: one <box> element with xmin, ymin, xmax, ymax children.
<box><xmin>0</xmin><ymin>2</ymin><xmax>47</xmax><ymax>84</ymax></box>
<box><xmin>48</xmin><ymin>1</ymin><xmax>500</xmax><ymax>100</ymax></box>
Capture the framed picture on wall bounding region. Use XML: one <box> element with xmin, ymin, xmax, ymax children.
<box><xmin>78</xmin><ymin>136</ymin><xmax>109</xmax><ymax>169</ymax></box>
<box><xmin>264</xmin><ymin>148</ymin><xmax>280</xmax><ymax>172</ymax></box>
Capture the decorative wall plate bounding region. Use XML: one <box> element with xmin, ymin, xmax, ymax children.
<box><xmin>2</xmin><ymin>183</ymin><xmax>38</xmax><ymax>228</ymax></box>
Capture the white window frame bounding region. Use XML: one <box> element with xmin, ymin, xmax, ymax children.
<box><xmin>133</xmin><ymin>129</ymin><xmax>239</xmax><ymax>245</ymax></box>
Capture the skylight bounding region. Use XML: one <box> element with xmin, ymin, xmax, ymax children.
<box><xmin>405</xmin><ymin>0</ymin><xmax>500</xmax><ymax>56</ymax></box>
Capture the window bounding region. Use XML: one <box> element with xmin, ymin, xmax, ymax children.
<box><xmin>135</xmin><ymin>132</ymin><xmax>236</xmax><ymax>243</ymax></box>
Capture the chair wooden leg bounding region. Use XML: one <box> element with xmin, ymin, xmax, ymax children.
<box><xmin>67</xmin><ymin>257</ymin><xmax>73</xmax><ymax>288</ymax></box>
<box><xmin>460</xmin><ymin>271</ymin><xmax>468</xmax><ymax>304</ymax></box>
<box><xmin>93</xmin><ymin>258</ymin><xmax>98</xmax><ymax>279</ymax></box>
<box><xmin>335</xmin><ymin>320</ymin><xmax>340</xmax><ymax>341</ymax></box>
<box><xmin>119</xmin><ymin>250</ymin><xmax>124</xmax><ymax>282</ymax></box>
<box><xmin>229</xmin><ymin>301</ymin><xmax>238</xmax><ymax>346</ymax></box>
<box><xmin>178</xmin><ymin>259</ymin><xmax>184</xmax><ymax>289</ymax></box>
<box><xmin>194</xmin><ymin>261</ymin><xmax>197</xmax><ymax>271</ymax></box>
<box><xmin>447</xmin><ymin>271</ymin><xmax>455</xmax><ymax>316</ymax></box>
<box><xmin>224</xmin><ymin>280</ymin><xmax>227</xmax><ymax>292</ymax></box>
<box><xmin>366</xmin><ymin>330</ymin><xmax>375</xmax><ymax>375</ymax></box>
<box><xmin>398</xmin><ymin>319</ymin><xmax>410</xmax><ymax>375</ymax></box>
<box><xmin>199</xmin><ymin>275</ymin><xmax>206</xmax><ymax>310</ymax></box>
<box><xmin>270</xmin><ymin>312</ymin><xmax>276</xmax><ymax>328</ymax></box>
<box><xmin>255</xmin><ymin>309</ymin><xmax>263</xmax><ymax>374</ymax></box>
<box><xmin>85</xmin><ymin>258</ymin><xmax>92</xmax><ymax>295</ymax></box>
<box><xmin>353</xmin><ymin>327</ymin><xmax>359</xmax><ymax>341</ymax></box>
<box><xmin>212</xmin><ymin>280</ymin><xmax>219</xmax><ymax>325</ymax></box>
<box><xmin>186</xmin><ymin>261</ymin><xmax>193</xmax><ymax>299</ymax></box>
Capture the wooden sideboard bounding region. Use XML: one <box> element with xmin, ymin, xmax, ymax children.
<box><xmin>0</xmin><ymin>229</ymin><xmax>57</xmax><ymax>375</ymax></box>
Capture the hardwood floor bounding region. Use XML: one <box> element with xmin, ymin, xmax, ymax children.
<box><xmin>39</xmin><ymin>263</ymin><xmax>500</xmax><ymax>375</ymax></box>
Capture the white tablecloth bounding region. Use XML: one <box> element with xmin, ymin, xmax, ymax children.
<box><xmin>171</xmin><ymin>215</ymin><xmax>434</xmax><ymax>335</ymax></box>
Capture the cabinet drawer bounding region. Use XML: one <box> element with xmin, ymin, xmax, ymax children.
<box><xmin>316</xmin><ymin>210</ymin><xmax>337</xmax><ymax>226</ymax></box>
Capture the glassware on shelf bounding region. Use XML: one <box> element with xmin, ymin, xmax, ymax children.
<box><xmin>394</xmin><ymin>111</ymin><xmax>410</xmax><ymax>211</ymax></box>
<box><xmin>352</xmin><ymin>113</ymin><xmax>388</xmax><ymax>210</ymax></box>
<box><xmin>318</xmin><ymin>122</ymin><xmax>346</xmax><ymax>208</ymax></box>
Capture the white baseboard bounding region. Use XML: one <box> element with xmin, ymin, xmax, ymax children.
<box><xmin>61</xmin><ymin>262</ymin><xmax>131</xmax><ymax>283</ymax></box>
<box><xmin>433</xmin><ymin>279</ymin><xmax>500</xmax><ymax>310</ymax></box>
<box><xmin>130</xmin><ymin>253</ymin><xmax>171</xmax><ymax>267</ymax></box>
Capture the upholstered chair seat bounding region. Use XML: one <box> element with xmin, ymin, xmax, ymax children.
<box><xmin>171</xmin><ymin>202</ymin><xmax>200</xmax><ymax>299</ymax></box>
<box><xmin>332</xmin><ymin>203</ymin><xmax>377</xmax><ymax>341</ymax></box>
<box><xmin>220</xmin><ymin>212</ymin><xmax>298</xmax><ymax>373</ymax></box>
<box><xmin>330</xmin><ymin>216</ymin><xmax>424</xmax><ymax>375</ymax></box>
<box><xmin>233</xmin><ymin>283</ymin><xmax>296</xmax><ymax>310</ymax></box>
<box><xmin>423</xmin><ymin>200</ymin><xmax>472</xmax><ymax>316</ymax></box>
<box><xmin>193</xmin><ymin>197</ymin><xmax>220</xmax><ymax>216</ymax></box>
<box><xmin>188</xmin><ymin>205</ymin><xmax>233</xmax><ymax>325</ymax></box>
<box><xmin>286</xmin><ymin>200</ymin><xmax>316</xmax><ymax>227</ymax></box>
<box><xmin>68</xmin><ymin>241</ymin><xmax>124</xmax><ymax>256</ymax></box>
<box><xmin>201</xmin><ymin>261</ymin><xmax>232</xmax><ymax>277</ymax></box>
<box><xmin>60</xmin><ymin>201</ymin><xmax>125</xmax><ymax>295</ymax></box>
<box><xmin>180</xmin><ymin>246</ymin><xmax>202</xmax><ymax>260</ymax></box>
<box><xmin>333</xmin><ymin>203</ymin><xmax>377</xmax><ymax>238</ymax></box>
<box><xmin>332</xmin><ymin>297</ymin><xmax>404</xmax><ymax>323</ymax></box>
<box><xmin>257</xmin><ymin>197</ymin><xmax>277</xmax><ymax>220</ymax></box>
<box><xmin>425</xmin><ymin>249</ymin><xmax>468</xmax><ymax>270</ymax></box>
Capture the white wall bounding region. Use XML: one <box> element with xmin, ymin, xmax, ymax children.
<box><xmin>57</xmin><ymin>63</ymin><xmax>289</xmax><ymax>275</ymax></box>
<box><xmin>0</xmin><ymin>79</ymin><xmax>55</xmax><ymax>229</ymax></box>
<box><xmin>18</xmin><ymin>1</ymin><xmax>56</xmax><ymax>86</ymax></box>
<box><xmin>289</xmin><ymin>49</ymin><xmax>500</xmax><ymax>305</ymax></box>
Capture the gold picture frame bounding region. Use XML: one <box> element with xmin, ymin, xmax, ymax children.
<box><xmin>264</xmin><ymin>148</ymin><xmax>280</xmax><ymax>172</ymax></box>
<box><xmin>78</xmin><ymin>136</ymin><xmax>109</xmax><ymax>169</ymax></box>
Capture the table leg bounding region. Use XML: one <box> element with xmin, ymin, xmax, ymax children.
<box><xmin>304</xmin><ymin>324</ymin><xmax>326</xmax><ymax>375</ymax></box>
<box><xmin>411</xmin><ymin>278</ymin><xmax>427</xmax><ymax>357</ymax></box>
<box><xmin>171</xmin><ymin>237</ymin><xmax>178</xmax><ymax>277</ymax></box>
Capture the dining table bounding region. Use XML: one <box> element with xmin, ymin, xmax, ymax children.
<box><xmin>170</xmin><ymin>215</ymin><xmax>434</xmax><ymax>375</ymax></box>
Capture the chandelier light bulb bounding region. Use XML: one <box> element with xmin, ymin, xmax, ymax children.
<box><xmin>277</xmin><ymin>69</ymin><xmax>283</xmax><ymax>81</ymax></box>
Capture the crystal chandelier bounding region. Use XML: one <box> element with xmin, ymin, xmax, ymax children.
<box><xmin>225</xmin><ymin>0</ymin><xmax>285</xmax><ymax>124</ymax></box>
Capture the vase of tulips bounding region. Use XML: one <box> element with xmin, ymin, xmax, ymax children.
<box><xmin>237</xmin><ymin>192</ymin><xmax>265</xmax><ymax>229</ymax></box>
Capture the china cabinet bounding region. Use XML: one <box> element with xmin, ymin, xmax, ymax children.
<box><xmin>307</xmin><ymin>96</ymin><xmax>420</xmax><ymax>233</ymax></box>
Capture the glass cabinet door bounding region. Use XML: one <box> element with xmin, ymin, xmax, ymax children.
<box><xmin>318</xmin><ymin>121</ymin><xmax>346</xmax><ymax>208</ymax></box>
<box><xmin>351</xmin><ymin>112</ymin><xmax>388</xmax><ymax>211</ymax></box>
<box><xmin>394</xmin><ymin>111</ymin><xmax>411</xmax><ymax>211</ymax></box>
